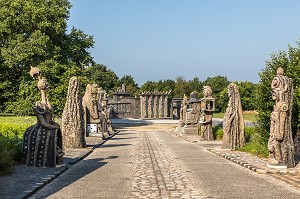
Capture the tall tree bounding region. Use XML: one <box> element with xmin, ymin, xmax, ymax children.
<box><xmin>86</xmin><ymin>64</ymin><xmax>118</xmax><ymax>93</ymax></box>
<box><xmin>0</xmin><ymin>0</ymin><xmax>94</xmax><ymax>115</ymax></box>
<box><xmin>173</xmin><ymin>76</ymin><xmax>191</xmax><ymax>98</ymax></box>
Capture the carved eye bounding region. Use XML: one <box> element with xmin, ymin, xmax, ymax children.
<box><xmin>281</xmin><ymin>103</ymin><xmax>288</xmax><ymax>111</ymax></box>
<box><xmin>272</xmin><ymin>79</ymin><xmax>279</xmax><ymax>88</ymax></box>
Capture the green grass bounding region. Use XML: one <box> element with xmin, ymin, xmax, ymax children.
<box><xmin>212</xmin><ymin>124</ymin><xmax>268</xmax><ymax>158</ymax></box>
<box><xmin>0</xmin><ymin>116</ymin><xmax>36</xmax><ymax>175</ymax></box>
<box><xmin>213</xmin><ymin>112</ymin><xmax>257</xmax><ymax>122</ymax></box>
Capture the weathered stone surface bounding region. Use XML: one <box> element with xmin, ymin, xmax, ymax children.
<box><xmin>180</xmin><ymin>94</ymin><xmax>188</xmax><ymax>123</ymax></box>
<box><xmin>199</xmin><ymin>86</ymin><xmax>215</xmax><ymax>140</ymax></box>
<box><xmin>62</xmin><ymin>77</ymin><xmax>86</xmax><ymax>149</ymax></box>
<box><xmin>222</xmin><ymin>83</ymin><xmax>245</xmax><ymax>149</ymax></box>
<box><xmin>140</xmin><ymin>91</ymin><xmax>171</xmax><ymax>119</ymax></box>
<box><xmin>22</xmin><ymin>67</ymin><xmax>64</xmax><ymax>167</ymax></box>
<box><xmin>268</xmin><ymin>67</ymin><xmax>295</xmax><ymax>168</ymax></box>
<box><xmin>82</xmin><ymin>84</ymin><xmax>101</xmax><ymax>137</ymax></box>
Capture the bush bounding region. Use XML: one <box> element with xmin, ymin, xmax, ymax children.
<box><xmin>213</xmin><ymin>124</ymin><xmax>223</xmax><ymax>140</ymax></box>
<box><xmin>0</xmin><ymin>133</ymin><xmax>23</xmax><ymax>175</ymax></box>
<box><xmin>239</xmin><ymin>126</ymin><xmax>268</xmax><ymax>157</ymax></box>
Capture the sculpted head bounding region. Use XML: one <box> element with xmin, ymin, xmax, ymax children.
<box><xmin>277</xmin><ymin>67</ymin><xmax>284</xmax><ymax>76</ymax></box>
<box><xmin>227</xmin><ymin>83</ymin><xmax>238</xmax><ymax>97</ymax></box>
<box><xmin>37</xmin><ymin>77</ymin><xmax>49</xmax><ymax>91</ymax></box>
<box><xmin>203</xmin><ymin>86</ymin><xmax>212</xmax><ymax>98</ymax></box>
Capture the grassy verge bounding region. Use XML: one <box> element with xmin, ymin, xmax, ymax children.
<box><xmin>212</xmin><ymin>125</ymin><xmax>268</xmax><ymax>158</ymax></box>
<box><xmin>0</xmin><ymin>116</ymin><xmax>36</xmax><ymax>175</ymax></box>
<box><xmin>213</xmin><ymin>111</ymin><xmax>257</xmax><ymax>122</ymax></box>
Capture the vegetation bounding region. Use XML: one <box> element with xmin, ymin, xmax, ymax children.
<box><xmin>0</xmin><ymin>0</ymin><xmax>94</xmax><ymax>115</ymax></box>
<box><xmin>0</xmin><ymin>116</ymin><xmax>35</xmax><ymax>175</ymax></box>
<box><xmin>256</xmin><ymin>41</ymin><xmax>300</xmax><ymax>144</ymax></box>
<box><xmin>212</xmin><ymin>125</ymin><xmax>268</xmax><ymax>157</ymax></box>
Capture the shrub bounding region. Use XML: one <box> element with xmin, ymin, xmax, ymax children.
<box><xmin>213</xmin><ymin>124</ymin><xmax>223</xmax><ymax>140</ymax></box>
<box><xmin>239</xmin><ymin>126</ymin><xmax>268</xmax><ymax>157</ymax></box>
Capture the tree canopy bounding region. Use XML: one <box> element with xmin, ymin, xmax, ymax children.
<box><xmin>0</xmin><ymin>0</ymin><xmax>94</xmax><ymax>115</ymax></box>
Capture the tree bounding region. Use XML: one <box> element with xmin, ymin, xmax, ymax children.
<box><xmin>86</xmin><ymin>64</ymin><xmax>118</xmax><ymax>93</ymax></box>
<box><xmin>173</xmin><ymin>76</ymin><xmax>192</xmax><ymax>98</ymax></box>
<box><xmin>257</xmin><ymin>42</ymin><xmax>300</xmax><ymax>143</ymax></box>
<box><xmin>0</xmin><ymin>0</ymin><xmax>94</xmax><ymax>115</ymax></box>
<box><xmin>237</xmin><ymin>81</ymin><xmax>257</xmax><ymax>111</ymax></box>
<box><xmin>188</xmin><ymin>77</ymin><xmax>203</xmax><ymax>98</ymax></box>
<box><xmin>140</xmin><ymin>80</ymin><xmax>157</xmax><ymax>92</ymax></box>
<box><xmin>117</xmin><ymin>75</ymin><xmax>139</xmax><ymax>95</ymax></box>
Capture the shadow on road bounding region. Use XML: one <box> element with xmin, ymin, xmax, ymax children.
<box><xmin>30</xmin><ymin>156</ymin><xmax>119</xmax><ymax>198</ymax></box>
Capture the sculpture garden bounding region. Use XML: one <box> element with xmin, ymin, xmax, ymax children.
<box><xmin>1</xmin><ymin>1</ymin><xmax>300</xmax><ymax>198</ymax></box>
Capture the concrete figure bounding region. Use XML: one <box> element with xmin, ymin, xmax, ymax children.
<box><xmin>268</xmin><ymin>67</ymin><xmax>295</xmax><ymax>168</ymax></box>
<box><xmin>199</xmin><ymin>86</ymin><xmax>215</xmax><ymax>140</ymax></box>
<box><xmin>62</xmin><ymin>77</ymin><xmax>86</xmax><ymax>149</ymax></box>
<box><xmin>82</xmin><ymin>84</ymin><xmax>102</xmax><ymax>137</ymax></box>
<box><xmin>22</xmin><ymin>67</ymin><xmax>64</xmax><ymax>167</ymax></box>
<box><xmin>180</xmin><ymin>94</ymin><xmax>188</xmax><ymax>124</ymax></box>
<box><xmin>222</xmin><ymin>83</ymin><xmax>245</xmax><ymax>149</ymax></box>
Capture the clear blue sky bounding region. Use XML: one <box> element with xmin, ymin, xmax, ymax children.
<box><xmin>67</xmin><ymin>0</ymin><xmax>300</xmax><ymax>86</ymax></box>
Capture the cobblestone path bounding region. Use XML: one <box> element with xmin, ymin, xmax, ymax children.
<box><xmin>131</xmin><ymin>131</ymin><xmax>205</xmax><ymax>199</ymax></box>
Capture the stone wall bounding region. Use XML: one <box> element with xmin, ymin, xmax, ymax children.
<box><xmin>140</xmin><ymin>91</ymin><xmax>171</xmax><ymax>119</ymax></box>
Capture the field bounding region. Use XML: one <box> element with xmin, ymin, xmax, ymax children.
<box><xmin>0</xmin><ymin>116</ymin><xmax>36</xmax><ymax>175</ymax></box>
<box><xmin>213</xmin><ymin>111</ymin><xmax>257</xmax><ymax>122</ymax></box>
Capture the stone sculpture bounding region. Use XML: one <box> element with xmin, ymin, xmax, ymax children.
<box><xmin>199</xmin><ymin>86</ymin><xmax>215</xmax><ymax>140</ymax></box>
<box><xmin>82</xmin><ymin>84</ymin><xmax>102</xmax><ymax>137</ymax></box>
<box><xmin>97</xmin><ymin>88</ymin><xmax>112</xmax><ymax>136</ymax></box>
<box><xmin>222</xmin><ymin>83</ymin><xmax>245</xmax><ymax>149</ymax></box>
<box><xmin>140</xmin><ymin>91</ymin><xmax>171</xmax><ymax>119</ymax></box>
<box><xmin>186</xmin><ymin>91</ymin><xmax>201</xmax><ymax>125</ymax></box>
<box><xmin>180</xmin><ymin>94</ymin><xmax>188</xmax><ymax>124</ymax></box>
<box><xmin>62</xmin><ymin>77</ymin><xmax>86</xmax><ymax>149</ymax></box>
<box><xmin>22</xmin><ymin>67</ymin><xmax>64</xmax><ymax>167</ymax></box>
<box><xmin>268</xmin><ymin>67</ymin><xmax>295</xmax><ymax>168</ymax></box>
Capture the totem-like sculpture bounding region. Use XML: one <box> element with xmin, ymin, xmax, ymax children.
<box><xmin>97</xmin><ymin>88</ymin><xmax>112</xmax><ymax>136</ymax></box>
<box><xmin>222</xmin><ymin>83</ymin><xmax>245</xmax><ymax>149</ymax></box>
<box><xmin>82</xmin><ymin>84</ymin><xmax>103</xmax><ymax>138</ymax></box>
<box><xmin>199</xmin><ymin>86</ymin><xmax>215</xmax><ymax>140</ymax></box>
<box><xmin>186</xmin><ymin>91</ymin><xmax>201</xmax><ymax>125</ymax></box>
<box><xmin>268</xmin><ymin>67</ymin><xmax>295</xmax><ymax>168</ymax></box>
<box><xmin>62</xmin><ymin>77</ymin><xmax>86</xmax><ymax>149</ymax></box>
<box><xmin>180</xmin><ymin>94</ymin><xmax>188</xmax><ymax>124</ymax></box>
<box><xmin>22</xmin><ymin>67</ymin><xmax>64</xmax><ymax>167</ymax></box>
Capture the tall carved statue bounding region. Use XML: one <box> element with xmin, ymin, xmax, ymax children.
<box><xmin>222</xmin><ymin>83</ymin><xmax>245</xmax><ymax>149</ymax></box>
<box><xmin>186</xmin><ymin>91</ymin><xmax>201</xmax><ymax>125</ymax></box>
<box><xmin>199</xmin><ymin>86</ymin><xmax>215</xmax><ymax>140</ymax></box>
<box><xmin>268</xmin><ymin>67</ymin><xmax>295</xmax><ymax>168</ymax></box>
<box><xmin>97</xmin><ymin>88</ymin><xmax>112</xmax><ymax>136</ymax></box>
<box><xmin>180</xmin><ymin>94</ymin><xmax>188</xmax><ymax>125</ymax></box>
<box><xmin>82</xmin><ymin>84</ymin><xmax>101</xmax><ymax>137</ymax></box>
<box><xmin>62</xmin><ymin>77</ymin><xmax>86</xmax><ymax>149</ymax></box>
<box><xmin>22</xmin><ymin>67</ymin><xmax>64</xmax><ymax>167</ymax></box>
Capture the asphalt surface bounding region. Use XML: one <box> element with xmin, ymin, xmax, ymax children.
<box><xmin>26</xmin><ymin>125</ymin><xmax>300</xmax><ymax>199</ymax></box>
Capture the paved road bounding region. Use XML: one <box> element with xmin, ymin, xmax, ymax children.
<box><xmin>29</xmin><ymin>129</ymin><xmax>300</xmax><ymax>199</ymax></box>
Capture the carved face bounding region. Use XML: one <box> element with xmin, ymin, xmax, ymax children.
<box><xmin>37</xmin><ymin>78</ymin><xmax>49</xmax><ymax>91</ymax></box>
<box><xmin>203</xmin><ymin>86</ymin><xmax>212</xmax><ymax>98</ymax></box>
<box><xmin>271</xmin><ymin>78</ymin><xmax>280</xmax><ymax>101</ymax></box>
